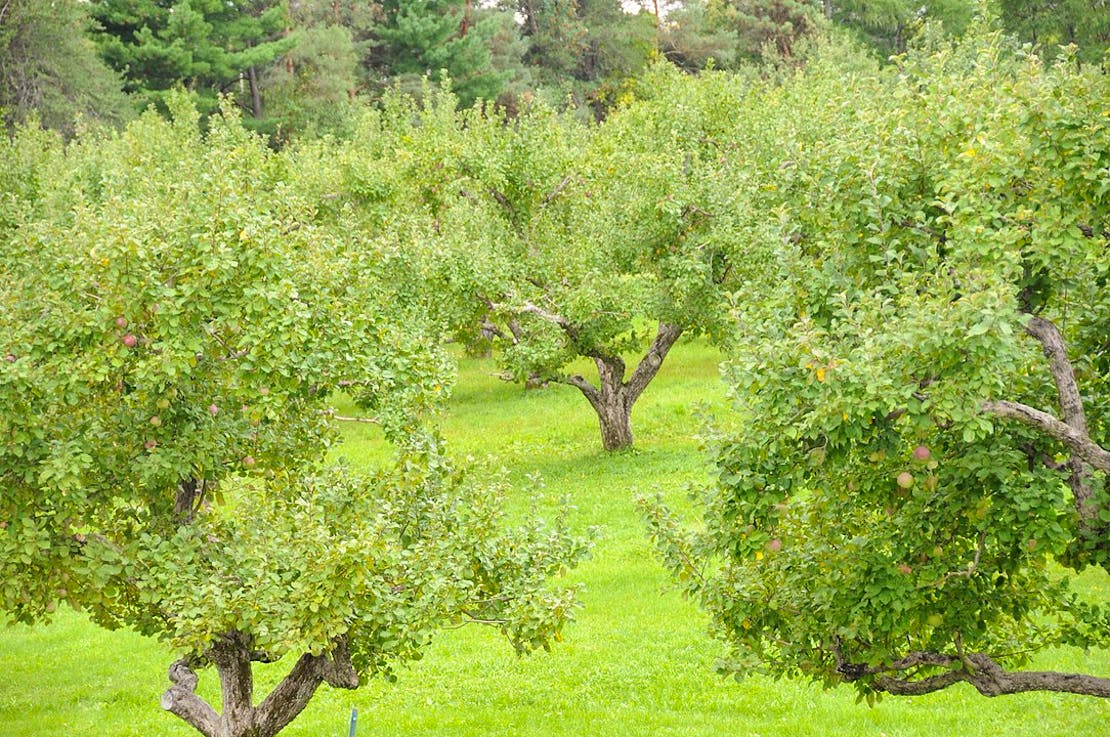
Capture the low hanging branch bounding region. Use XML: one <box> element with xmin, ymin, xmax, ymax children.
<box><xmin>837</xmin><ymin>650</ymin><xmax>1110</xmax><ymax>698</ymax></box>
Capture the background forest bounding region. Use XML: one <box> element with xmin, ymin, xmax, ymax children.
<box><xmin>1</xmin><ymin>1</ymin><xmax>1107</xmax><ymax>141</ymax></box>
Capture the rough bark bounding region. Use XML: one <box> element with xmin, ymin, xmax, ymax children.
<box><xmin>247</xmin><ymin>66</ymin><xmax>263</xmax><ymax>120</ymax></box>
<box><xmin>983</xmin><ymin>314</ymin><xmax>1108</xmax><ymax>522</ymax></box>
<box><xmin>162</xmin><ymin>633</ymin><xmax>359</xmax><ymax>737</ymax></box>
<box><xmin>839</xmin><ymin>650</ymin><xmax>1110</xmax><ymax>698</ymax></box>
<box><xmin>564</xmin><ymin>322</ymin><xmax>684</xmax><ymax>451</ymax></box>
<box><xmin>162</xmin><ymin>660</ymin><xmax>220</xmax><ymax>737</ymax></box>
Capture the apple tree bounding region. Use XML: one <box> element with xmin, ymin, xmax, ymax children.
<box><xmin>643</xmin><ymin>29</ymin><xmax>1110</xmax><ymax>699</ymax></box>
<box><xmin>0</xmin><ymin>100</ymin><xmax>590</xmax><ymax>737</ymax></box>
<box><xmin>335</xmin><ymin>74</ymin><xmax>745</xmax><ymax>451</ymax></box>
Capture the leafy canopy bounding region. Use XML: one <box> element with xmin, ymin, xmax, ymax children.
<box><xmin>644</xmin><ymin>25</ymin><xmax>1110</xmax><ymax>699</ymax></box>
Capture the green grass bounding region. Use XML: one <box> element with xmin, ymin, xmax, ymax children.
<box><xmin>2</xmin><ymin>341</ymin><xmax>1108</xmax><ymax>736</ymax></box>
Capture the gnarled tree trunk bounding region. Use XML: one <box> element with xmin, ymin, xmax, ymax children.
<box><xmin>161</xmin><ymin>631</ymin><xmax>359</xmax><ymax>737</ymax></box>
<box><xmin>564</xmin><ymin>322</ymin><xmax>683</xmax><ymax>451</ymax></box>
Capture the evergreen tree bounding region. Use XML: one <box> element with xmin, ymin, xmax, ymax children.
<box><xmin>711</xmin><ymin>0</ymin><xmax>822</xmax><ymax>62</ymax></box>
<box><xmin>371</xmin><ymin>0</ymin><xmax>520</xmax><ymax>107</ymax></box>
<box><xmin>89</xmin><ymin>0</ymin><xmax>292</xmax><ymax>118</ymax></box>
<box><xmin>512</xmin><ymin>0</ymin><xmax>655</xmax><ymax>115</ymax></box>
<box><xmin>0</xmin><ymin>0</ymin><xmax>131</xmax><ymax>136</ymax></box>
<box><xmin>658</xmin><ymin>0</ymin><xmax>742</xmax><ymax>71</ymax></box>
<box><xmin>996</xmin><ymin>0</ymin><xmax>1109</xmax><ymax>64</ymax></box>
<box><xmin>823</xmin><ymin>0</ymin><xmax>974</xmax><ymax>55</ymax></box>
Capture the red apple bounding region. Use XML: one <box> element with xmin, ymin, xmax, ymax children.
<box><xmin>144</xmin><ymin>439</ymin><xmax>157</xmax><ymax>450</ymax></box>
<box><xmin>913</xmin><ymin>445</ymin><xmax>931</xmax><ymax>461</ymax></box>
<box><xmin>115</xmin><ymin>316</ymin><xmax>128</xmax><ymax>329</ymax></box>
<box><xmin>3</xmin><ymin>353</ymin><xmax>15</xmax><ymax>362</ymax></box>
<box><xmin>149</xmin><ymin>415</ymin><xmax>161</xmax><ymax>426</ymax></box>
<box><xmin>766</xmin><ymin>538</ymin><xmax>783</xmax><ymax>553</ymax></box>
<box><xmin>122</xmin><ymin>334</ymin><xmax>138</xmax><ymax>348</ymax></box>
<box><xmin>897</xmin><ymin>563</ymin><xmax>913</xmax><ymax>575</ymax></box>
<box><xmin>896</xmin><ymin>471</ymin><xmax>914</xmax><ymax>489</ymax></box>
<box><xmin>208</xmin><ymin>404</ymin><xmax>219</xmax><ymax>416</ymax></box>
<box><xmin>242</xmin><ymin>456</ymin><xmax>256</xmax><ymax>468</ymax></box>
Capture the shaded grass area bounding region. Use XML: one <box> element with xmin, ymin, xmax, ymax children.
<box><xmin>2</xmin><ymin>341</ymin><xmax>1108</xmax><ymax>736</ymax></box>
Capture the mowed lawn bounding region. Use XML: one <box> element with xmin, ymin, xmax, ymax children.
<box><xmin>2</xmin><ymin>341</ymin><xmax>1107</xmax><ymax>736</ymax></box>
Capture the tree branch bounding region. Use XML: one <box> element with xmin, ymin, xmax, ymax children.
<box><xmin>561</xmin><ymin>374</ymin><xmax>601</xmax><ymax>410</ymax></box>
<box><xmin>161</xmin><ymin>660</ymin><xmax>220</xmax><ymax>737</ymax></box>
<box><xmin>1024</xmin><ymin>316</ymin><xmax>1089</xmax><ymax>434</ymax></box>
<box><xmin>256</xmin><ymin>638</ymin><xmax>358</xmax><ymax>737</ymax></box>
<box><xmin>838</xmin><ymin>650</ymin><xmax>1110</xmax><ymax>698</ymax></box>
<box><xmin>542</xmin><ymin>175</ymin><xmax>573</xmax><ymax>206</ymax></box>
<box><xmin>982</xmin><ymin>400</ymin><xmax>1110</xmax><ymax>474</ymax></box>
<box><xmin>519</xmin><ymin>302</ymin><xmax>572</xmax><ymax>331</ymax></box>
<box><xmin>319</xmin><ymin>636</ymin><xmax>359</xmax><ymax>689</ymax></box>
<box><xmin>625</xmin><ymin>323</ymin><xmax>684</xmax><ymax>405</ymax></box>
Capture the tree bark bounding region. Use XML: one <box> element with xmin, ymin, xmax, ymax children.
<box><xmin>563</xmin><ymin>322</ymin><xmax>683</xmax><ymax>451</ymax></box>
<box><xmin>247</xmin><ymin>66</ymin><xmax>263</xmax><ymax>120</ymax></box>
<box><xmin>983</xmin><ymin>314</ymin><xmax>1108</xmax><ymax>522</ymax></box>
<box><xmin>162</xmin><ymin>633</ymin><xmax>359</xmax><ymax>737</ymax></box>
<box><xmin>839</xmin><ymin>650</ymin><xmax>1110</xmax><ymax>698</ymax></box>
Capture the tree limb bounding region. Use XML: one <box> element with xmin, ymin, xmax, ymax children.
<box><xmin>1026</xmin><ymin>315</ymin><xmax>1100</xmax><ymax>516</ymax></box>
<box><xmin>982</xmin><ymin>400</ymin><xmax>1110</xmax><ymax>474</ymax></box>
<box><xmin>255</xmin><ymin>638</ymin><xmax>358</xmax><ymax>737</ymax></box>
<box><xmin>1024</xmin><ymin>316</ymin><xmax>1089</xmax><ymax>434</ymax></box>
<box><xmin>161</xmin><ymin>660</ymin><xmax>220</xmax><ymax>737</ymax></box>
<box><xmin>625</xmin><ymin>323</ymin><xmax>684</xmax><ymax>406</ymax></box>
<box><xmin>542</xmin><ymin>175</ymin><xmax>573</xmax><ymax>206</ymax></box>
<box><xmin>561</xmin><ymin>374</ymin><xmax>601</xmax><ymax>410</ymax></box>
<box><xmin>838</xmin><ymin>650</ymin><xmax>1110</xmax><ymax>697</ymax></box>
<box><xmin>519</xmin><ymin>302</ymin><xmax>572</xmax><ymax>330</ymax></box>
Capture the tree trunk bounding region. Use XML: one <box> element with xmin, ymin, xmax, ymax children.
<box><xmin>595</xmin><ymin>357</ymin><xmax>635</xmax><ymax>451</ymax></box>
<box><xmin>162</xmin><ymin>632</ymin><xmax>359</xmax><ymax>737</ymax></box>
<box><xmin>563</xmin><ymin>322</ymin><xmax>683</xmax><ymax>452</ymax></box>
<box><xmin>247</xmin><ymin>66</ymin><xmax>263</xmax><ymax>120</ymax></box>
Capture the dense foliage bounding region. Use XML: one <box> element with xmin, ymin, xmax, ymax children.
<box><xmin>0</xmin><ymin>101</ymin><xmax>588</xmax><ymax>737</ymax></box>
<box><xmin>14</xmin><ymin>1</ymin><xmax>1107</xmax><ymax>140</ymax></box>
<box><xmin>310</xmin><ymin>72</ymin><xmax>745</xmax><ymax>450</ymax></box>
<box><xmin>0</xmin><ymin>0</ymin><xmax>132</xmax><ymax>135</ymax></box>
<box><xmin>1</xmin><ymin>6</ymin><xmax>1106</xmax><ymax>734</ymax></box>
<box><xmin>644</xmin><ymin>27</ymin><xmax>1109</xmax><ymax>699</ymax></box>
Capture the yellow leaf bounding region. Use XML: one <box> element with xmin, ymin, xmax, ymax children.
<box><xmin>816</xmin><ymin>367</ymin><xmax>826</xmax><ymax>382</ymax></box>
<box><xmin>755</xmin><ymin>550</ymin><xmax>764</xmax><ymax>561</ymax></box>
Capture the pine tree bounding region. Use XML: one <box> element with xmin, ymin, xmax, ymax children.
<box><xmin>0</xmin><ymin>0</ymin><xmax>131</xmax><ymax>135</ymax></box>
<box><xmin>89</xmin><ymin>0</ymin><xmax>292</xmax><ymax>118</ymax></box>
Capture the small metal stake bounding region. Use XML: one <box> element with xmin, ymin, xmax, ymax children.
<box><xmin>348</xmin><ymin>707</ymin><xmax>358</xmax><ymax>737</ymax></box>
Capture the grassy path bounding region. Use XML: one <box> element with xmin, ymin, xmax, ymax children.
<box><xmin>2</xmin><ymin>342</ymin><xmax>1107</xmax><ymax>735</ymax></box>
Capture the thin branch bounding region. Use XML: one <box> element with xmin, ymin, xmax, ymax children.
<box><xmin>926</xmin><ymin>530</ymin><xmax>987</xmax><ymax>588</ymax></box>
<box><xmin>334</xmin><ymin>415</ymin><xmax>381</xmax><ymax>425</ymax></box>
<box><xmin>542</xmin><ymin>175</ymin><xmax>572</xmax><ymax>206</ymax></box>
<box><xmin>519</xmin><ymin>302</ymin><xmax>572</xmax><ymax>330</ymax></box>
<box><xmin>488</xmin><ymin>187</ymin><xmax>513</xmax><ymax>215</ymax></box>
